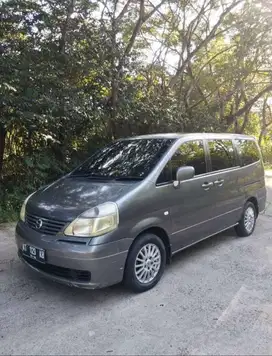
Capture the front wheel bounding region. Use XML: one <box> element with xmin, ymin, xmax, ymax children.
<box><xmin>124</xmin><ymin>233</ymin><xmax>166</xmax><ymax>293</ymax></box>
<box><xmin>235</xmin><ymin>202</ymin><xmax>257</xmax><ymax>237</ymax></box>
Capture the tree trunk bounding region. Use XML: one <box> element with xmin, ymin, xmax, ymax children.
<box><xmin>109</xmin><ymin>77</ymin><xmax>118</xmax><ymax>139</ymax></box>
<box><xmin>258</xmin><ymin>129</ymin><xmax>265</xmax><ymax>147</ymax></box>
<box><xmin>225</xmin><ymin>83</ymin><xmax>272</xmax><ymax>126</ymax></box>
<box><xmin>239</xmin><ymin>110</ymin><xmax>250</xmax><ymax>133</ymax></box>
<box><xmin>59</xmin><ymin>0</ymin><xmax>74</xmax><ymax>54</ymax></box>
<box><xmin>0</xmin><ymin>124</ymin><xmax>6</xmax><ymax>176</ymax></box>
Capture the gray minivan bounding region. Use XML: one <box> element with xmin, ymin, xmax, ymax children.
<box><xmin>16</xmin><ymin>133</ymin><xmax>266</xmax><ymax>292</ymax></box>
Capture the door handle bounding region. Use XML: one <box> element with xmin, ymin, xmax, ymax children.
<box><xmin>214</xmin><ymin>179</ymin><xmax>224</xmax><ymax>187</ymax></box>
<box><xmin>202</xmin><ymin>182</ymin><xmax>213</xmax><ymax>191</ymax></box>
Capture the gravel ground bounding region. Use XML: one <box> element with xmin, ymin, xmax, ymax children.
<box><xmin>0</xmin><ymin>175</ymin><xmax>272</xmax><ymax>355</ymax></box>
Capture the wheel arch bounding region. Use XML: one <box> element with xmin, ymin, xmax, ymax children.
<box><xmin>246</xmin><ymin>196</ymin><xmax>259</xmax><ymax>216</ymax></box>
<box><xmin>128</xmin><ymin>226</ymin><xmax>172</xmax><ymax>264</ymax></box>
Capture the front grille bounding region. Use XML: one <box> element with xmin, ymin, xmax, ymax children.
<box><xmin>26</xmin><ymin>212</ymin><xmax>67</xmax><ymax>235</ymax></box>
<box><xmin>21</xmin><ymin>254</ymin><xmax>91</xmax><ymax>282</ymax></box>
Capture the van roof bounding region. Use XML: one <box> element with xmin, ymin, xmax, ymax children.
<box><xmin>122</xmin><ymin>133</ymin><xmax>255</xmax><ymax>140</ymax></box>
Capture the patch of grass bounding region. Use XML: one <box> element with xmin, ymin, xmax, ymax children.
<box><xmin>0</xmin><ymin>187</ymin><xmax>21</xmax><ymax>223</ymax></box>
<box><xmin>0</xmin><ymin>206</ymin><xmax>18</xmax><ymax>224</ymax></box>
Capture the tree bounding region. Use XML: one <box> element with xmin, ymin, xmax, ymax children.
<box><xmin>1</xmin><ymin>0</ymin><xmax>272</xmax><ymax>221</ymax></box>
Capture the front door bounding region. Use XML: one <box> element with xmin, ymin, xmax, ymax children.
<box><xmin>156</xmin><ymin>140</ymin><xmax>218</xmax><ymax>252</ymax></box>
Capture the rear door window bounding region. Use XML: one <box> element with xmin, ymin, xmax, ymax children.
<box><xmin>157</xmin><ymin>140</ymin><xmax>207</xmax><ymax>184</ymax></box>
<box><xmin>208</xmin><ymin>139</ymin><xmax>236</xmax><ymax>172</ymax></box>
<box><xmin>235</xmin><ymin>139</ymin><xmax>260</xmax><ymax>166</ymax></box>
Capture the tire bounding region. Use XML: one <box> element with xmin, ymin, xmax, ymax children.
<box><xmin>124</xmin><ymin>233</ymin><xmax>166</xmax><ymax>293</ymax></box>
<box><xmin>235</xmin><ymin>201</ymin><xmax>257</xmax><ymax>237</ymax></box>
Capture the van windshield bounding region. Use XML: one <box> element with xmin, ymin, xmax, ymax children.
<box><xmin>71</xmin><ymin>138</ymin><xmax>175</xmax><ymax>180</ymax></box>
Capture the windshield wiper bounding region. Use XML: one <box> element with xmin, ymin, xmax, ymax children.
<box><xmin>114</xmin><ymin>176</ymin><xmax>143</xmax><ymax>181</ymax></box>
<box><xmin>70</xmin><ymin>173</ymin><xmax>114</xmax><ymax>180</ymax></box>
<box><xmin>70</xmin><ymin>173</ymin><xmax>90</xmax><ymax>177</ymax></box>
<box><xmin>70</xmin><ymin>173</ymin><xmax>143</xmax><ymax>181</ymax></box>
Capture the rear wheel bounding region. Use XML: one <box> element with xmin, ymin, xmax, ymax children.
<box><xmin>235</xmin><ymin>201</ymin><xmax>257</xmax><ymax>237</ymax></box>
<box><xmin>124</xmin><ymin>233</ymin><xmax>166</xmax><ymax>293</ymax></box>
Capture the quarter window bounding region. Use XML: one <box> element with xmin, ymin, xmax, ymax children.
<box><xmin>208</xmin><ymin>140</ymin><xmax>236</xmax><ymax>172</ymax></box>
<box><xmin>235</xmin><ymin>139</ymin><xmax>260</xmax><ymax>166</ymax></box>
<box><xmin>157</xmin><ymin>140</ymin><xmax>206</xmax><ymax>184</ymax></box>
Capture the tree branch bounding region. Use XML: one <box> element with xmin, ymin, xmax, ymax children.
<box><xmin>169</xmin><ymin>0</ymin><xmax>243</xmax><ymax>88</ymax></box>
<box><xmin>122</xmin><ymin>0</ymin><xmax>145</xmax><ymax>61</ymax></box>
<box><xmin>116</xmin><ymin>0</ymin><xmax>133</xmax><ymax>22</ymax></box>
<box><xmin>59</xmin><ymin>0</ymin><xmax>74</xmax><ymax>54</ymax></box>
<box><xmin>195</xmin><ymin>45</ymin><xmax>236</xmax><ymax>79</ymax></box>
<box><xmin>225</xmin><ymin>83</ymin><xmax>272</xmax><ymax>126</ymax></box>
<box><xmin>118</xmin><ymin>0</ymin><xmax>167</xmax><ymax>69</ymax></box>
<box><xmin>142</xmin><ymin>0</ymin><xmax>167</xmax><ymax>22</ymax></box>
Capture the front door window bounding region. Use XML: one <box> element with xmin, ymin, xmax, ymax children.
<box><xmin>157</xmin><ymin>140</ymin><xmax>207</xmax><ymax>185</ymax></box>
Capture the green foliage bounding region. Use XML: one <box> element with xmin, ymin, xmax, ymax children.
<box><xmin>1</xmin><ymin>150</ymin><xmax>69</xmax><ymax>223</ymax></box>
<box><xmin>261</xmin><ymin>143</ymin><xmax>272</xmax><ymax>166</ymax></box>
<box><xmin>0</xmin><ymin>0</ymin><xmax>272</xmax><ymax>222</ymax></box>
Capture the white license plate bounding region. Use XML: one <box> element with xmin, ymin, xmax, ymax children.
<box><xmin>22</xmin><ymin>244</ymin><xmax>46</xmax><ymax>262</ymax></box>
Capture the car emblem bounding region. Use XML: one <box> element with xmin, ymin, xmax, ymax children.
<box><xmin>35</xmin><ymin>219</ymin><xmax>43</xmax><ymax>229</ymax></box>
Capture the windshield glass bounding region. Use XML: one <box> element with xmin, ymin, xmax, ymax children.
<box><xmin>72</xmin><ymin>138</ymin><xmax>175</xmax><ymax>179</ymax></box>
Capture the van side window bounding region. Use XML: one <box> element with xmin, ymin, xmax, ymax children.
<box><xmin>157</xmin><ymin>140</ymin><xmax>206</xmax><ymax>184</ymax></box>
<box><xmin>235</xmin><ymin>139</ymin><xmax>260</xmax><ymax>166</ymax></box>
<box><xmin>208</xmin><ymin>140</ymin><xmax>236</xmax><ymax>172</ymax></box>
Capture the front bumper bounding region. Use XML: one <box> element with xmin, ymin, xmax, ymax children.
<box><xmin>15</xmin><ymin>222</ymin><xmax>129</xmax><ymax>289</ymax></box>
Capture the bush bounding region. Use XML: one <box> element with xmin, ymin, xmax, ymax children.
<box><xmin>261</xmin><ymin>143</ymin><xmax>272</xmax><ymax>168</ymax></box>
<box><xmin>0</xmin><ymin>150</ymin><xmax>76</xmax><ymax>223</ymax></box>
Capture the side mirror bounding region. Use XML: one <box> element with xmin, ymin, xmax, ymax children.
<box><xmin>174</xmin><ymin>166</ymin><xmax>195</xmax><ymax>187</ymax></box>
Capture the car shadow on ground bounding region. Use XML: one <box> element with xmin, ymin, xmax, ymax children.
<box><xmin>18</xmin><ymin>227</ymin><xmax>237</xmax><ymax>303</ymax></box>
<box><xmin>170</xmin><ymin>227</ymin><xmax>236</xmax><ymax>266</ymax></box>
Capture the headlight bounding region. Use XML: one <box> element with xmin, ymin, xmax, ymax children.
<box><xmin>20</xmin><ymin>192</ymin><xmax>36</xmax><ymax>222</ymax></box>
<box><xmin>64</xmin><ymin>202</ymin><xmax>119</xmax><ymax>237</ymax></box>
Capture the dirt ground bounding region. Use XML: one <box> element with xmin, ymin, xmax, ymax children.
<box><xmin>0</xmin><ymin>174</ymin><xmax>272</xmax><ymax>355</ymax></box>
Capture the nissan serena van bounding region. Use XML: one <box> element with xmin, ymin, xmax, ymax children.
<box><xmin>16</xmin><ymin>133</ymin><xmax>266</xmax><ymax>292</ymax></box>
